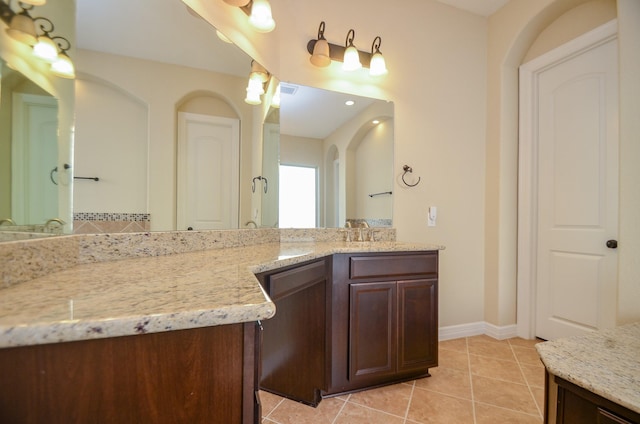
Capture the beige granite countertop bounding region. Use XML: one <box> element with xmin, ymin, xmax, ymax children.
<box><xmin>536</xmin><ymin>322</ymin><xmax>640</xmax><ymax>414</ymax></box>
<box><xmin>0</xmin><ymin>241</ymin><xmax>441</xmax><ymax>349</ymax></box>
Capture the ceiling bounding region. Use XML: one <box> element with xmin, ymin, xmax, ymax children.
<box><xmin>76</xmin><ymin>0</ymin><xmax>505</xmax><ymax>139</ymax></box>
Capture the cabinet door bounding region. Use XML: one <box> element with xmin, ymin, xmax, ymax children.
<box><xmin>398</xmin><ymin>279</ymin><xmax>438</xmax><ymax>372</ymax></box>
<box><xmin>260</xmin><ymin>260</ymin><xmax>327</xmax><ymax>406</ymax></box>
<box><xmin>349</xmin><ymin>281</ymin><xmax>397</xmax><ymax>382</ymax></box>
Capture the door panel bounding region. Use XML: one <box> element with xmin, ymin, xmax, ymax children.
<box><xmin>535</xmin><ymin>37</ymin><xmax>618</xmax><ymax>340</ymax></box>
<box><xmin>11</xmin><ymin>94</ymin><xmax>58</xmax><ymax>225</ymax></box>
<box><xmin>349</xmin><ymin>281</ymin><xmax>396</xmax><ymax>381</ymax></box>
<box><xmin>177</xmin><ymin>113</ymin><xmax>239</xmax><ymax>230</ymax></box>
<box><xmin>397</xmin><ymin>279</ymin><xmax>438</xmax><ymax>372</ymax></box>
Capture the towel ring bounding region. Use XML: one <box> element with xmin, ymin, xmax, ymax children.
<box><xmin>401</xmin><ymin>165</ymin><xmax>421</xmax><ymax>187</ymax></box>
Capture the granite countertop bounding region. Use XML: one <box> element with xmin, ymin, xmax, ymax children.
<box><xmin>536</xmin><ymin>322</ymin><xmax>640</xmax><ymax>414</ymax></box>
<box><xmin>0</xmin><ymin>241</ymin><xmax>441</xmax><ymax>349</ymax></box>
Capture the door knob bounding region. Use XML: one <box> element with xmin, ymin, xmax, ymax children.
<box><xmin>606</xmin><ymin>239</ymin><xmax>618</xmax><ymax>249</ymax></box>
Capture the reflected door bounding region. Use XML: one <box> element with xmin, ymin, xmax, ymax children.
<box><xmin>177</xmin><ymin>113</ymin><xmax>239</xmax><ymax>230</ymax></box>
<box><xmin>11</xmin><ymin>93</ymin><xmax>58</xmax><ymax>225</ymax></box>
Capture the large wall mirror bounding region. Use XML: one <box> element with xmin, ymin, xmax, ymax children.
<box><xmin>0</xmin><ymin>0</ymin><xmax>393</xmax><ymax>241</ymax></box>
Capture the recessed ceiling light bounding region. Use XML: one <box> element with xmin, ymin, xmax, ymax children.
<box><xmin>372</xmin><ymin>119</ymin><xmax>380</xmax><ymax>125</ymax></box>
<box><xmin>345</xmin><ymin>100</ymin><xmax>355</xmax><ymax>106</ymax></box>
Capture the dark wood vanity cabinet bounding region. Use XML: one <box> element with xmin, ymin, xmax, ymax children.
<box><xmin>257</xmin><ymin>251</ymin><xmax>438</xmax><ymax>405</ymax></box>
<box><xmin>551</xmin><ymin>374</ymin><xmax>640</xmax><ymax>424</ymax></box>
<box><xmin>0</xmin><ymin>322</ymin><xmax>261</xmax><ymax>424</ymax></box>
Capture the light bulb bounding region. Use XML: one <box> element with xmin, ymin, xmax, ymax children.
<box><xmin>248</xmin><ymin>0</ymin><xmax>275</xmax><ymax>33</ymax></box>
<box><xmin>33</xmin><ymin>36</ymin><xmax>58</xmax><ymax>61</ymax></box>
<box><xmin>369</xmin><ymin>51</ymin><xmax>388</xmax><ymax>76</ymax></box>
<box><xmin>342</xmin><ymin>45</ymin><xmax>361</xmax><ymax>71</ymax></box>
<box><xmin>51</xmin><ymin>53</ymin><xmax>75</xmax><ymax>78</ymax></box>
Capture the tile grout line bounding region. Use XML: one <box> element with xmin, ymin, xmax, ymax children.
<box><xmin>330</xmin><ymin>393</ymin><xmax>350</xmax><ymax>424</ymax></box>
<box><xmin>510</xmin><ymin>340</ymin><xmax>545</xmax><ymax>420</ymax></box>
<box><xmin>466</xmin><ymin>337</ymin><xmax>478</xmax><ymax>424</ymax></box>
<box><xmin>402</xmin><ymin>379</ymin><xmax>416</xmax><ymax>424</ymax></box>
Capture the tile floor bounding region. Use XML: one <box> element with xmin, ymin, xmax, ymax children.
<box><xmin>260</xmin><ymin>335</ymin><xmax>545</xmax><ymax>424</ymax></box>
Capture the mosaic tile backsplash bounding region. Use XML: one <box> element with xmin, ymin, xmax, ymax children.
<box><xmin>73</xmin><ymin>212</ymin><xmax>151</xmax><ymax>234</ymax></box>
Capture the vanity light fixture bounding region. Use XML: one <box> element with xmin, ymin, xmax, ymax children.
<box><xmin>307</xmin><ymin>22</ymin><xmax>388</xmax><ymax>76</ymax></box>
<box><xmin>222</xmin><ymin>0</ymin><xmax>276</xmax><ymax>33</ymax></box>
<box><xmin>1</xmin><ymin>1</ymin><xmax>75</xmax><ymax>78</ymax></box>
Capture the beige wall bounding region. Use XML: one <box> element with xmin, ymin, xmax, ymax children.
<box><xmin>188</xmin><ymin>0</ymin><xmax>640</xmax><ymax>331</ymax></box>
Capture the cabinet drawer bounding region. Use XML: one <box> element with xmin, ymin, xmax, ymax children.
<box><xmin>349</xmin><ymin>253</ymin><xmax>437</xmax><ymax>280</ymax></box>
<box><xmin>266</xmin><ymin>260</ymin><xmax>326</xmax><ymax>301</ymax></box>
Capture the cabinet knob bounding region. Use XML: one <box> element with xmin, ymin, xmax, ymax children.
<box><xmin>606</xmin><ymin>239</ymin><xmax>618</xmax><ymax>249</ymax></box>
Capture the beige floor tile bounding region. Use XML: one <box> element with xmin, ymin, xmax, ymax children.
<box><xmin>414</xmin><ymin>366</ymin><xmax>472</xmax><ymax>400</ymax></box>
<box><xmin>348</xmin><ymin>381</ymin><xmax>413</xmax><ymax>417</ymax></box>
<box><xmin>520</xmin><ymin>363</ymin><xmax>545</xmax><ymax>388</ymax></box>
<box><xmin>512</xmin><ymin>345</ymin><xmax>544</xmax><ymax>367</ymax></box>
<box><xmin>508</xmin><ymin>337</ymin><xmax>543</xmax><ymax>348</ymax></box>
<box><xmin>470</xmin><ymin>354</ymin><xmax>527</xmax><ymax>384</ymax></box>
<box><xmin>267</xmin><ymin>396</ymin><xmax>345</xmax><ymax>424</ymax></box>
<box><xmin>334</xmin><ymin>402</ymin><xmax>405</xmax><ymax>424</ymax></box>
<box><xmin>468</xmin><ymin>338</ymin><xmax>517</xmax><ymax>361</ymax></box>
<box><xmin>475</xmin><ymin>402</ymin><xmax>543</xmax><ymax>423</ymax></box>
<box><xmin>439</xmin><ymin>337</ymin><xmax>468</xmax><ymax>352</ymax></box>
<box><xmin>438</xmin><ymin>349</ymin><xmax>470</xmax><ymax>372</ymax></box>
<box><xmin>468</xmin><ymin>334</ymin><xmax>510</xmax><ymax>344</ymax></box>
<box><xmin>530</xmin><ymin>386</ymin><xmax>546</xmax><ymax>417</ymax></box>
<box><xmin>472</xmin><ymin>375</ymin><xmax>539</xmax><ymax>415</ymax></box>
<box><xmin>260</xmin><ymin>391</ymin><xmax>284</xmax><ymax>417</ymax></box>
<box><xmin>407</xmin><ymin>388</ymin><xmax>475</xmax><ymax>423</ymax></box>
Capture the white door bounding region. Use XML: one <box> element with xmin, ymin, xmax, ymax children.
<box><xmin>518</xmin><ymin>22</ymin><xmax>619</xmax><ymax>341</ymax></box>
<box><xmin>11</xmin><ymin>93</ymin><xmax>58</xmax><ymax>225</ymax></box>
<box><xmin>177</xmin><ymin>113</ymin><xmax>239</xmax><ymax>230</ymax></box>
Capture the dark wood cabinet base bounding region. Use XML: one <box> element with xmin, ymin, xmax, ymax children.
<box><xmin>0</xmin><ymin>323</ymin><xmax>260</xmax><ymax>424</ymax></box>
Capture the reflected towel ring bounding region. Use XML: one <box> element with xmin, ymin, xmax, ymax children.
<box><xmin>401</xmin><ymin>165</ymin><xmax>421</xmax><ymax>187</ymax></box>
<box><xmin>252</xmin><ymin>176</ymin><xmax>268</xmax><ymax>193</ymax></box>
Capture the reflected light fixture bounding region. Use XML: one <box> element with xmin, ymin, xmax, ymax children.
<box><xmin>342</xmin><ymin>29</ymin><xmax>361</xmax><ymax>71</ymax></box>
<box><xmin>223</xmin><ymin>0</ymin><xmax>276</xmax><ymax>33</ymax></box>
<box><xmin>307</xmin><ymin>22</ymin><xmax>388</xmax><ymax>76</ymax></box>
<box><xmin>245</xmin><ymin>60</ymin><xmax>270</xmax><ymax>105</ymax></box>
<box><xmin>271</xmin><ymin>83</ymin><xmax>281</xmax><ymax>108</ymax></box>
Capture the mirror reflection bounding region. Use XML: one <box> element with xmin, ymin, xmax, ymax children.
<box><xmin>0</xmin><ymin>59</ymin><xmax>61</xmax><ymax>240</ymax></box>
<box><xmin>0</xmin><ymin>0</ymin><xmax>394</xmax><ymax>240</ymax></box>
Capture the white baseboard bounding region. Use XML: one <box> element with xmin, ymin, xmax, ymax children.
<box><xmin>439</xmin><ymin>321</ymin><xmax>518</xmax><ymax>341</ymax></box>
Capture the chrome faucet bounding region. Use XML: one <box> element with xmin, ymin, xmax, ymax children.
<box><xmin>44</xmin><ymin>218</ymin><xmax>66</xmax><ymax>232</ymax></box>
<box><xmin>0</xmin><ymin>218</ymin><xmax>16</xmax><ymax>226</ymax></box>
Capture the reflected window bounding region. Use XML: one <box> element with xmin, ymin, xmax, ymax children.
<box><xmin>279</xmin><ymin>165</ymin><xmax>317</xmax><ymax>228</ymax></box>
